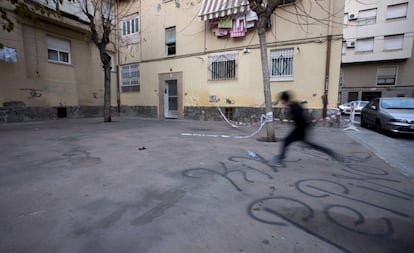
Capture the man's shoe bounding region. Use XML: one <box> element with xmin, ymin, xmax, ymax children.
<box><xmin>268</xmin><ymin>155</ymin><xmax>285</xmax><ymax>167</ymax></box>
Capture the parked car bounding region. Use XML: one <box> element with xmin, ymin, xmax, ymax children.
<box><xmin>338</xmin><ymin>101</ymin><xmax>369</xmax><ymax>115</ymax></box>
<box><xmin>360</xmin><ymin>97</ymin><xmax>414</xmax><ymax>135</ymax></box>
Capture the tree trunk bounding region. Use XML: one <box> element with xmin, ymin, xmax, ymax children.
<box><xmin>258</xmin><ymin>29</ymin><xmax>275</xmax><ymax>142</ymax></box>
<box><xmin>103</xmin><ymin>64</ymin><xmax>112</xmax><ymax>122</ymax></box>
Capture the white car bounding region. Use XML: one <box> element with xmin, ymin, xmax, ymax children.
<box><xmin>338</xmin><ymin>101</ymin><xmax>369</xmax><ymax>115</ymax></box>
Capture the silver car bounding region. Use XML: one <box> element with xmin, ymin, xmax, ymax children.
<box><xmin>361</xmin><ymin>97</ymin><xmax>414</xmax><ymax>134</ymax></box>
<box><xmin>338</xmin><ymin>101</ymin><xmax>369</xmax><ymax>115</ymax></box>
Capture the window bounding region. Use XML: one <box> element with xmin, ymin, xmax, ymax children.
<box><xmin>384</xmin><ymin>34</ymin><xmax>404</xmax><ymax>50</ymax></box>
<box><xmin>348</xmin><ymin>92</ymin><xmax>358</xmax><ymax>102</ymax></box>
<box><xmin>270</xmin><ymin>48</ymin><xmax>294</xmax><ymax>80</ymax></box>
<box><xmin>47</xmin><ymin>36</ymin><xmax>70</xmax><ymax>64</ymax></box>
<box><xmin>279</xmin><ymin>0</ymin><xmax>296</xmax><ymax>5</ymax></box>
<box><xmin>208</xmin><ymin>51</ymin><xmax>237</xmax><ymax>81</ymax></box>
<box><xmin>165</xmin><ymin>27</ymin><xmax>176</xmax><ymax>56</ymax></box>
<box><xmin>386</xmin><ymin>2</ymin><xmax>408</xmax><ymax>20</ymax></box>
<box><xmin>377</xmin><ymin>66</ymin><xmax>397</xmax><ymax>85</ymax></box>
<box><xmin>122</xmin><ymin>15</ymin><xmax>139</xmax><ymax>36</ymax></box>
<box><xmin>120</xmin><ymin>64</ymin><xmax>140</xmax><ymax>92</ymax></box>
<box><xmin>358</xmin><ymin>8</ymin><xmax>377</xmax><ymax>25</ymax></box>
<box><xmin>356</xmin><ymin>37</ymin><xmax>374</xmax><ymax>52</ymax></box>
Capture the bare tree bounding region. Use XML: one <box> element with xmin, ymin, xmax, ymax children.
<box><xmin>79</xmin><ymin>0</ymin><xmax>115</xmax><ymax>122</ymax></box>
<box><xmin>248</xmin><ymin>0</ymin><xmax>342</xmax><ymax>141</ymax></box>
<box><xmin>248</xmin><ymin>0</ymin><xmax>282</xmax><ymax>142</ymax></box>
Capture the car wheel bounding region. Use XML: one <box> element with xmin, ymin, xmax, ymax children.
<box><xmin>375</xmin><ymin>119</ymin><xmax>382</xmax><ymax>133</ymax></box>
<box><xmin>360</xmin><ymin>115</ymin><xmax>367</xmax><ymax>128</ymax></box>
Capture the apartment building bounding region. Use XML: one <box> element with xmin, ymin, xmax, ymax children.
<box><xmin>340</xmin><ymin>0</ymin><xmax>414</xmax><ymax>104</ymax></box>
<box><xmin>1</xmin><ymin>0</ymin><xmax>344</xmax><ymax>124</ymax></box>
<box><xmin>0</xmin><ymin>1</ymin><xmax>118</xmax><ymax>122</ymax></box>
<box><xmin>117</xmin><ymin>0</ymin><xmax>344</xmax><ymax>123</ymax></box>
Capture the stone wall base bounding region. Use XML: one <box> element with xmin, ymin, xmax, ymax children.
<box><xmin>184</xmin><ymin>106</ymin><xmax>340</xmax><ymax>127</ymax></box>
<box><xmin>0</xmin><ymin>105</ymin><xmax>157</xmax><ymax>123</ymax></box>
<box><xmin>0</xmin><ymin>105</ymin><xmax>339</xmax><ymax>127</ymax></box>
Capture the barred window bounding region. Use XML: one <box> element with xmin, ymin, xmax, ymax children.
<box><xmin>208</xmin><ymin>51</ymin><xmax>237</xmax><ymax>81</ymax></box>
<box><xmin>120</xmin><ymin>64</ymin><xmax>140</xmax><ymax>92</ymax></box>
<box><xmin>270</xmin><ymin>48</ymin><xmax>294</xmax><ymax>80</ymax></box>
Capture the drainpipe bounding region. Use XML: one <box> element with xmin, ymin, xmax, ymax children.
<box><xmin>322</xmin><ymin>0</ymin><xmax>334</xmax><ymax>119</ymax></box>
<box><xmin>323</xmin><ymin>35</ymin><xmax>332</xmax><ymax>119</ymax></box>
<box><xmin>116</xmin><ymin>0</ymin><xmax>121</xmax><ymax>115</ymax></box>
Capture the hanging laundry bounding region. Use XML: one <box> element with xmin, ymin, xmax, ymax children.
<box><xmin>230</xmin><ymin>17</ymin><xmax>246</xmax><ymax>38</ymax></box>
<box><xmin>209</xmin><ymin>19</ymin><xmax>219</xmax><ymax>29</ymax></box>
<box><xmin>215</xmin><ymin>28</ymin><xmax>230</xmax><ymax>37</ymax></box>
<box><xmin>0</xmin><ymin>47</ymin><xmax>17</xmax><ymax>62</ymax></box>
<box><xmin>246</xmin><ymin>10</ymin><xmax>258</xmax><ymax>29</ymax></box>
<box><xmin>218</xmin><ymin>16</ymin><xmax>232</xmax><ymax>29</ymax></box>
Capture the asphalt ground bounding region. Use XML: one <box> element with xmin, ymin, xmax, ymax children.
<box><xmin>0</xmin><ymin>117</ymin><xmax>413</xmax><ymax>253</ymax></box>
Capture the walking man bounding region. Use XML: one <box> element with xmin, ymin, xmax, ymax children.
<box><xmin>269</xmin><ymin>91</ymin><xmax>339</xmax><ymax>167</ymax></box>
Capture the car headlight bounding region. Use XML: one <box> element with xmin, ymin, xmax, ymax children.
<box><xmin>390</xmin><ymin>119</ymin><xmax>408</xmax><ymax>123</ymax></box>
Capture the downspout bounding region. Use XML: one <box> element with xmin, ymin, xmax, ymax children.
<box><xmin>116</xmin><ymin>0</ymin><xmax>121</xmax><ymax>115</ymax></box>
<box><xmin>323</xmin><ymin>35</ymin><xmax>332</xmax><ymax>118</ymax></box>
<box><xmin>322</xmin><ymin>0</ymin><xmax>334</xmax><ymax>118</ymax></box>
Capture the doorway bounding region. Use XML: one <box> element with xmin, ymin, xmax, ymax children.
<box><xmin>164</xmin><ymin>80</ymin><xmax>178</xmax><ymax>118</ymax></box>
<box><xmin>158</xmin><ymin>72</ymin><xmax>183</xmax><ymax>119</ymax></box>
<box><xmin>362</xmin><ymin>92</ymin><xmax>381</xmax><ymax>102</ymax></box>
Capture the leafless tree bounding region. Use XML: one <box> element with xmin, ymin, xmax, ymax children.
<box><xmin>79</xmin><ymin>0</ymin><xmax>115</xmax><ymax>122</ymax></box>
<box><xmin>248</xmin><ymin>0</ymin><xmax>281</xmax><ymax>142</ymax></box>
<box><xmin>248</xmin><ymin>0</ymin><xmax>343</xmax><ymax>141</ymax></box>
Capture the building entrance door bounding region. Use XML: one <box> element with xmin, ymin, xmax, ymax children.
<box><xmin>164</xmin><ymin>80</ymin><xmax>178</xmax><ymax>118</ymax></box>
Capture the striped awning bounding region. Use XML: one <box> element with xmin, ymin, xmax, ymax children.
<box><xmin>198</xmin><ymin>0</ymin><xmax>250</xmax><ymax>21</ymax></box>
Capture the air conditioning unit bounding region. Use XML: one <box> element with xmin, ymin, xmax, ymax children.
<box><xmin>346</xmin><ymin>40</ymin><xmax>356</xmax><ymax>48</ymax></box>
<box><xmin>349</xmin><ymin>13</ymin><xmax>358</xmax><ymax>20</ymax></box>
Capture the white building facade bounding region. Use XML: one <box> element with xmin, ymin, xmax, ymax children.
<box><xmin>340</xmin><ymin>0</ymin><xmax>414</xmax><ymax>103</ymax></box>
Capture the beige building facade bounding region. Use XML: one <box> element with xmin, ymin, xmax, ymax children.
<box><xmin>340</xmin><ymin>0</ymin><xmax>414</xmax><ymax>104</ymax></box>
<box><xmin>0</xmin><ymin>1</ymin><xmax>118</xmax><ymax>122</ymax></box>
<box><xmin>118</xmin><ymin>0</ymin><xmax>344</xmax><ymax>122</ymax></box>
<box><xmin>1</xmin><ymin>0</ymin><xmax>344</xmax><ymax>123</ymax></box>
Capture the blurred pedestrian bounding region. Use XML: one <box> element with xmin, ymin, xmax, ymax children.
<box><xmin>269</xmin><ymin>91</ymin><xmax>339</xmax><ymax>167</ymax></box>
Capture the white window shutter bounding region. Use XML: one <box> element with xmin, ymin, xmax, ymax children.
<box><xmin>384</xmin><ymin>34</ymin><xmax>404</xmax><ymax>50</ymax></box>
<box><xmin>356</xmin><ymin>38</ymin><xmax>374</xmax><ymax>52</ymax></box>
<box><xmin>47</xmin><ymin>36</ymin><xmax>70</xmax><ymax>52</ymax></box>
<box><xmin>387</xmin><ymin>3</ymin><xmax>408</xmax><ymax>19</ymax></box>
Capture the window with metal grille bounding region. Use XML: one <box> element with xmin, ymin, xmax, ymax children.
<box><xmin>47</xmin><ymin>36</ymin><xmax>70</xmax><ymax>64</ymax></box>
<box><xmin>165</xmin><ymin>27</ymin><xmax>176</xmax><ymax>56</ymax></box>
<box><xmin>208</xmin><ymin>52</ymin><xmax>237</xmax><ymax>81</ymax></box>
<box><xmin>377</xmin><ymin>66</ymin><xmax>397</xmax><ymax>85</ymax></box>
<box><xmin>120</xmin><ymin>64</ymin><xmax>140</xmax><ymax>92</ymax></box>
<box><xmin>270</xmin><ymin>48</ymin><xmax>294</xmax><ymax>80</ymax></box>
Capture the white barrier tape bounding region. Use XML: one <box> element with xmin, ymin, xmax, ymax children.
<box><xmin>216</xmin><ymin>105</ymin><xmax>240</xmax><ymax>128</ymax></box>
<box><xmin>216</xmin><ymin>103</ymin><xmax>341</xmax><ymax>127</ymax></box>
<box><xmin>182</xmin><ymin>104</ymin><xmax>342</xmax><ymax>139</ymax></box>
